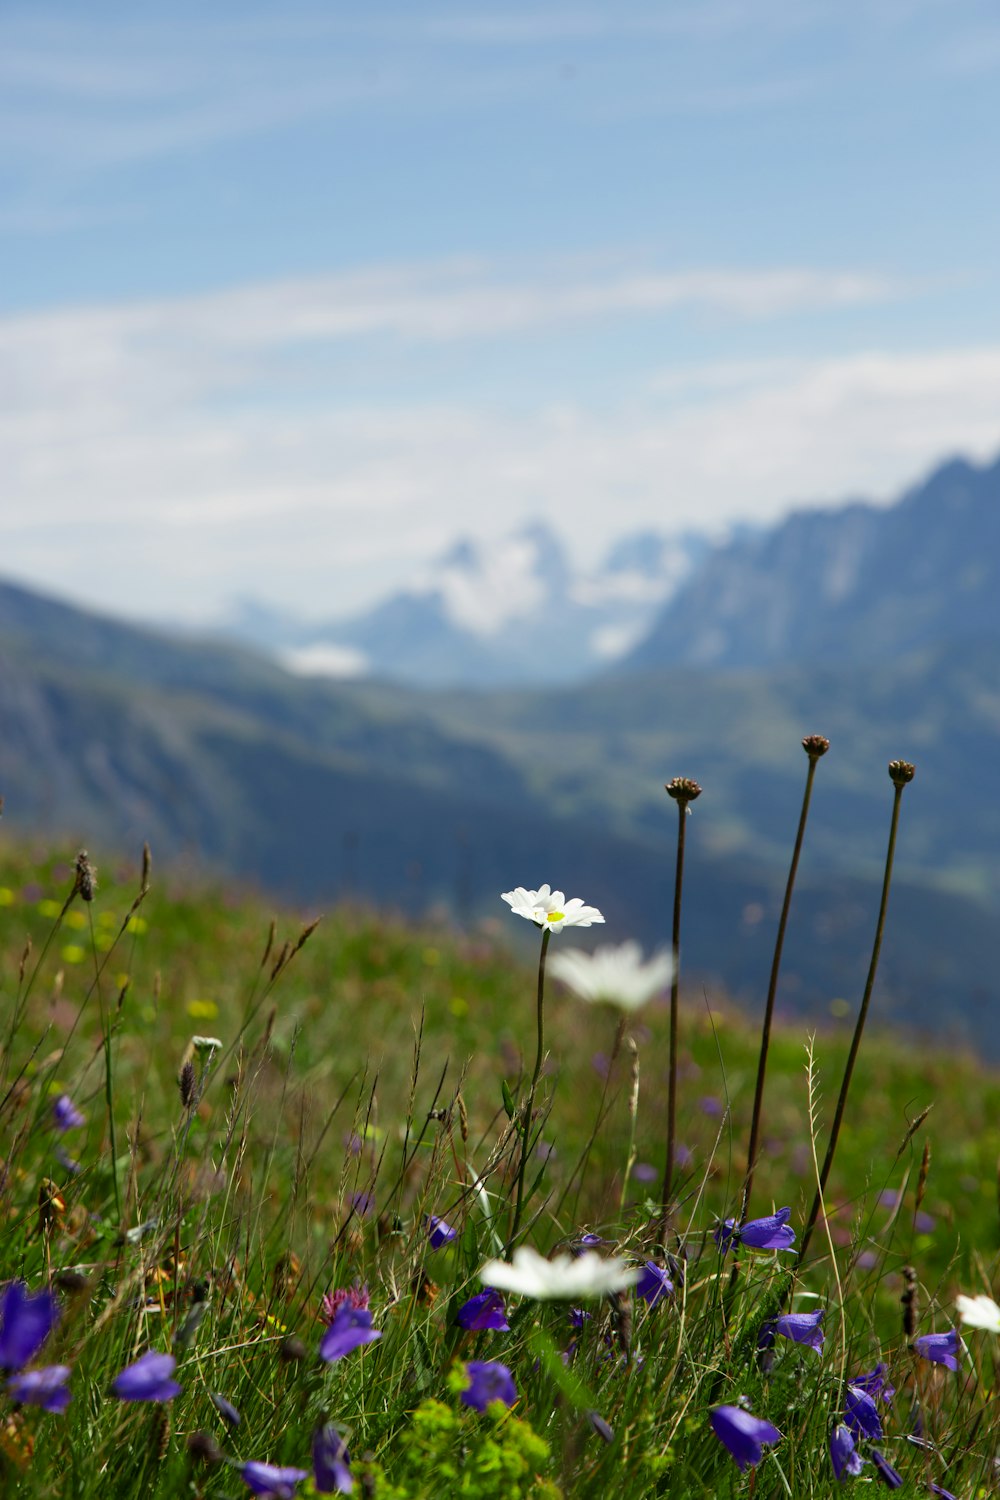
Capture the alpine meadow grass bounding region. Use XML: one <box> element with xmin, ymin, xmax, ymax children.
<box><xmin>1</xmin><ymin>742</ymin><xmax>1000</xmax><ymax>1497</ymax></box>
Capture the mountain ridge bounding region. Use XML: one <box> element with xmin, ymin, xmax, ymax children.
<box><xmin>623</xmin><ymin>451</ymin><xmax>1000</xmax><ymax>671</ymax></box>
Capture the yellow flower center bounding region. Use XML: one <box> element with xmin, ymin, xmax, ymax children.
<box><xmin>546</xmin><ymin>911</ymin><xmax>565</xmax><ymax>923</ymax></box>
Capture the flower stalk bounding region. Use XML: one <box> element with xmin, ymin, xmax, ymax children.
<box><xmin>742</xmin><ymin>734</ymin><xmax>829</xmax><ymax>1218</ymax></box>
<box><xmin>798</xmin><ymin>759</ymin><xmax>915</xmax><ymax>1263</ymax></box>
<box><xmin>660</xmin><ymin>776</ymin><xmax>701</xmax><ymax>1237</ymax></box>
<box><xmin>509</xmin><ymin>926</ymin><xmax>551</xmax><ymax>1250</ymax></box>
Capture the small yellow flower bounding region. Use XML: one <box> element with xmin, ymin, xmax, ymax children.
<box><xmin>186</xmin><ymin>999</ymin><xmax>219</xmax><ymax>1020</ymax></box>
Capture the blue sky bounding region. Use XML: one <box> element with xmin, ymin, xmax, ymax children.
<box><xmin>3</xmin><ymin>1</ymin><xmax>1000</xmax><ymax>625</ymax></box>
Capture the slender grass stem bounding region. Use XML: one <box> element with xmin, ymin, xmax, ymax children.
<box><xmin>660</xmin><ymin>777</ymin><xmax>701</xmax><ymax>1241</ymax></box>
<box><xmin>558</xmin><ymin>1013</ymin><xmax>626</xmax><ymax>1226</ymax></box>
<box><xmin>741</xmin><ymin>734</ymin><xmax>829</xmax><ymax>1218</ymax></box>
<box><xmin>509</xmin><ymin>926</ymin><xmax>551</xmax><ymax>1250</ymax></box>
<box><xmin>798</xmin><ymin>759</ymin><xmax>914</xmax><ymax>1264</ymax></box>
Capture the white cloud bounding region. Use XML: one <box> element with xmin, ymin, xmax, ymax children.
<box><xmin>1</xmin><ymin>264</ymin><xmax>998</xmax><ymax>625</ymax></box>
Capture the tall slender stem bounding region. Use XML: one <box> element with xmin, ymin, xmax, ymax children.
<box><xmin>742</xmin><ymin>735</ymin><xmax>829</xmax><ymax>1218</ymax></box>
<box><xmin>660</xmin><ymin>777</ymin><xmax>701</xmax><ymax>1238</ymax></box>
<box><xmin>509</xmin><ymin>926</ymin><xmax>551</xmax><ymax>1250</ymax></box>
<box><xmin>798</xmin><ymin>761</ymin><xmax>914</xmax><ymax>1264</ymax></box>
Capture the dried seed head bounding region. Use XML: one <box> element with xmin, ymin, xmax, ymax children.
<box><xmin>665</xmin><ymin>777</ymin><xmax>702</xmax><ymax>805</ymax></box>
<box><xmin>54</xmin><ymin>1268</ymin><xmax>90</xmax><ymax>1295</ymax></box>
<box><xmin>802</xmin><ymin>734</ymin><xmax>830</xmax><ymax>759</ymax></box>
<box><xmin>179</xmin><ymin>1061</ymin><xmax>197</xmax><ymax>1110</ymax></box>
<box><xmin>187</xmin><ymin>1430</ymin><xmax>223</xmax><ymax>1465</ymax></box>
<box><xmin>888</xmin><ymin>759</ymin><xmax>916</xmax><ymax>787</ymax></box>
<box><xmin>901</xmin><ymin>1264</ymin><xmax>918</xmax><ymax>1339</ymax></box>
<box><xmin>915</xmin><ymin>1139</ymin><xmax>932</xmax><ymax>1216</ymax></box>
<box><xmin>74</xmin><ymin>850</ymin><xmax>97</xmax><ymax>902</ymax></box>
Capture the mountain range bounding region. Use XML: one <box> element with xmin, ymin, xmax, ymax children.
<box><xmin>2</xmin><ymin>446</ymin><xmax>1000</xmax><ymax>1051</ymax></box>
<box><xmin>215</xmin><ymin>525</ymin><xmax>711</xmax><ymax>686</ymax></box>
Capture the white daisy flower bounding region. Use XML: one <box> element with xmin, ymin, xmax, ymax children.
<box><xmin>478</xmin><ymin>1245</ymin><xmax>638</xmax><ymax>1300</ymax></box>
<box><xmin>956</xmin><ymin>1293</ymin><xmax>1000</xmax><ymax>1332</ymax></box>
<box><xmin>548</xmin><ymin>940</ymin><xmax>673</xmax><ymax>1013</ymax></box>
<box><xmin>500</xmin><ymin>884</ymin><xmax>605</xmax><ymax>932</ymax></box>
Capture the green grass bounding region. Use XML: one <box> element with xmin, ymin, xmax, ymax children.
<box><xmin>1</xmin><ymin>839</ymin><xmax>999</xmax><ymax>1496</ymax></box>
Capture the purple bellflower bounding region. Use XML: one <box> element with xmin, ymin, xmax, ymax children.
<box><xmin>844</xmin><ymin>1384</ymin><xmax>883</xmax><ymax>1441</ymax></box>
<box><xmin>426</xmin><ymin>1215</ymin><xmax>458</xmax><ymax>1250</ymax></box>
<box><xmin>870</xmin><ymin>1449</ymin><xmax>903</xmax><ymax>1488</ymax></box>
<box><xmin>913</xmin><ymin>1330</ymin><xmax>961</xmax><ymax>1371</ymax></box>
<box><xmin>710</xmin><ymin>1405</ymin><xmax>782</xmax><ymax>1471</ymax></box>
<box><xmin>6</xmin><ymin>1364</ymin><xmax>72</xmax><ymax>1412</ymax></box>
<box><xmin>312</xmin><ymin>1424</ymin><xmax>353</xmax><ymax>1494</ymax></box>
<box><xmin>241</xmin><ymin>1461</ymin><xmax>310</xmax><ymax>1497</ymax></box>
<box><xmin>0</xmin><ymin>1281</ymin><xmax>59</xmax><ymax>1372</ymax></box>
<box><xmin>830</xmin><ymin>1424</ymin><xmax>864</xmax><ymax>1481</ymax></box>
<box><xmin>111</xmin><ymin>1350</ymin><xmax>182</xmax><ymax>1402</ymax></box>
<box><xmin>455</xmin><ymin>1289</ymin><xmax>509</xmax><ymax>1331</ymax></box>
<box><xmin>758</xmin><ymin>1309</ymin><xmax>825</xmax><ymax>1353</ymax></box>
<box><xmin>851</xmin><ymin>1362</ymin><xmax>895</xmax><ymax>1403</ymax></box>
<box><xmin>319</xmin><ymin>1305</ymin><xmax>381</xmax><ymax>1363</ymax></box>
<box><xmin>52</xmin><ymin>1094</ymin><xmax>86</xmax><ymax>1132</ymax></box>
<box><xmin>461</xmin><ymin>1360</ymin><xmax>517</xmax><ymax>1413</ymax></box>
<box><xmin>714</xmin><ymin>1207</ymin><xmax>796</xmax><ymax>1255</ymax></box>
<box><xmin>635</xmin><ymin>1262</ymin><xmax>673</xmax><ymax>1307</ymax></box>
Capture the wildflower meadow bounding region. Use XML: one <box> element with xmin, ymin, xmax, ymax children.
<box><xmin>2</xmin><ymin>739</ymin><xmax>1000</xmax><ymax>1497</ymax></box>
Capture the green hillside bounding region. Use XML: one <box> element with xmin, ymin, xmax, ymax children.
<box><xmin>3</xmin><ymin>576</ymin><xmax>1000</xmax><ymax>1050</ymax></box>
<box><xmin>1</xmin><ymin>840</ymin><xmax>998</xmax><ymax>1495</ymax></box>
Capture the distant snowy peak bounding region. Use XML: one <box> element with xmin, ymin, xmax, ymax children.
<box><xmin>419</xmin><ymin>524</ymin><xmax>569</xmax><ymax>637</ymax></box>
<box><xmin>216</xmin><ymin>522</ymin><xmax>713</xmax><ymax>685</ymax></box>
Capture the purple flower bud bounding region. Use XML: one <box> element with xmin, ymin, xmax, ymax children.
<box><xmin>461</xmin><ymin>1360</ymin><xmax>517</xmax><ymax>1413</ymax></box>
<box><xmin>587</xmin><ymin>1410</ymin><xmax>614</xmax><ymax>1443</ymax></box>
<box><xmin>844</xmin><ymin>1384</ymin><xmax>883</xmax><ymax>1441</ymax></box>
<box><xmin>928</xmin><ymin>1485</ymin><xmax>958</xmax><ymax>1499</ymax></box>
<box><xmin>830</xmin><ymin>1424</ymin><xmax>865</xmax><ymax>1481</ymax></box>
<box><xmin>312</xmin><ymin>1424</ymin><xmax>353</xmax><ymax>1494</ymax></box>
<box><xmin>6</xmin><ymin>1364</ymin><xmax>72</xmax><ymax>1412</ymax></box>
<box><xmin>635</xmin><ymin>1261</ymin><xmax>674</xmax><ymax>1308</ymax></box>
<box><xmin>319</xmin><ymin>1305</ymin><xmax>381</xmax><ymax>1363</ymax></box>
<box><xmin>240</xmin><ymin>1461</ymin><xmax>310</xmax><ymax>1497</ymax></box>
<box><xmin>871</xmin><ymin>1449</ymin><xmax>903</xmax><ymax>1488</ymax></box>
<box><xmin>714</xmin><ymin>1207</ymin><xmax>795</xmax><ymax>1255</ymax></box>
<box><xmin>913</xmin><ymin>1330</ymin><xmax>961</xmax><ymax>1371</ymax></box>
<box><xmin>210</xmin><ymin>1392</ymin><xmax>241</xmax><ymax>1427</ymax></box>
<box><xmin>709</xmin><ymin>1405</ymin><xmax>782</xmax><ymax>1471</ymax></box>
<box><xmin>759</xmin><ymin>1310</ymin><xmax>824</xmax><ymax>1352</ymax></box>
<box><xmin>52</xmin><ymin>1094</ymin><xmax>85</xmax><ymax>1132</ymax></box>
<box><xmin>0</xmin><ymin>1282</ymin><xmax>60</xmax><ymax>1372</ymax></box>
<box><xmin>455</xmin><ymin>1289</ymin><xmax>509</xmax><ymax>1332</ymax></box>
<box><xmin>426</xmin><ymin>1215</ymin><xmax>458</xmax><ymax>1250</ymax></box>
<box><xmin>111</xmin><ymin>1350</ymin><xmax>182</xmax><ymax>1402</ymax></box>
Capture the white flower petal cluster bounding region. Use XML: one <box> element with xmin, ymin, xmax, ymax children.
<box><xmin>956</xmin><ymin>1293</ymin><xmax>1000</xmax><ymax>1332</ymax></box>
<box><xmin>547</xmin><ymin>940</ymin><xmax>674</xmax><ymax>1013</ymax></box>
<box><xmin>479</xmin><ymin>1245</ymin><xmax>638</xmax><ymax>1300</ymax></box>
<box><xmin>500</xmin><ymin>884</ymin><xmax>605</xmax><ymax>932</ymax></box>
